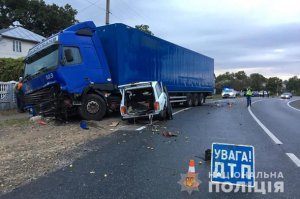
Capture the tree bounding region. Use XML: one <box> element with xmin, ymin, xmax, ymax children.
<box><xmin>234</xmin><ymin>71</ymin><xmax>248</xmax><ymax>81</ymax></box>
<box><xmin>286</xmin><ymin>76</ymin><xmax>300</xmax><ymax>95</ymax></box>
<box><xmin>249</xmin><ymin>73</ymin><xmax>266</xmax><ymax>91</ymax></box>
<box><xmin>215</xmin><ymin>72</ymin><xmax>235</xmax><ymax>90</ymax></box>
<box><xmin>215</xmin><ymin>71</ymin><xmax>250</xmax><ymax>91</ymax></box>
<box><xmin>0</xmin><ymin>58</ymin><xmax>24</xmax><ymax>81</ymax></box>
<box><xmin>0</xmin><ymin>0</ymin><xmax>78</xmax><ymax>37</ymax></box>
<box><xmin>135</xmin><ymin>24</ymin><xmax>154</xmax><ymax>35</ymax></box>
<box><xmin>233</xmin><ymin>71</ymin><xmax>249</xmax><ymax>91</ymax></box>
<box><xmin>266</xmin><ymin>77</ymin><xmax>282</xmax><ymax>95</ymax></box>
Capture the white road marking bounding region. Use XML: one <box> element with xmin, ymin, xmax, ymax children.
<box><xmin>172</xmin><ymin>108</ymin><xmax>191</xmax><ymax>115</ymax></box>
<box><xmin>286</xmin><ymin>153</ymin><xmax>300</xmax><ymax>167</ymax></box>
<box><xmin>287</xmin><ymin>99</ymin><xmax>300</xmax><ymax>112</ymax></box>
<box><xmin>248</xmin><ymin>101</ymin><xmax>283</xmax><ymax>145</ymax></box>
<box><xmin>136</xmin><ymin>126</ymin><xmax>146</xmax><ymax>131</ymax></box>
<box><xmin>135</xmin><ymin>107</ymin><xmax>191</xmax><ymax>131</ymax></box>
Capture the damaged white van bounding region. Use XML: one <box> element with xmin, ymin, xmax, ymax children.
<box><xmin>119</xmin><ymin>81</ymin><xmax>172</xmax><ymax>122</ymax></box>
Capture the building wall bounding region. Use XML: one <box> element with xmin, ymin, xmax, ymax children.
<box><xmin>0</xmin><ymin>36</ymin><xmax>37</xmax><ymax>59</ymax></box>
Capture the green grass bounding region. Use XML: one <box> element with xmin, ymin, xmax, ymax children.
<box><xmin>0</xmin><ymin>118</ymin><xmax>29</xmax><ymax>128</ymax></box>
<box><xmin>290</xmin><ymin>100</ymin><xmax>300</xmax><ymax>109</ymax></box>
<box><xmin>0</xmin><ymin>109</ymin><xmax>19</xmax><ymax>116</ymax></box>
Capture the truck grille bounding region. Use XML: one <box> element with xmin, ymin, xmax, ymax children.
<box><xmin>24</xmin><ymin>85</ymin><xmax>59</xmax><ymax>106</ymax></box>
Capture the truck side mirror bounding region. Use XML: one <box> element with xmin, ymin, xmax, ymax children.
<box><xmin>64</xmin><ymin>49</ymin><xmax>74</xmax><ymax>62</ymax></box>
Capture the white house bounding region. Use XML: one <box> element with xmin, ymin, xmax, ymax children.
<box><xmin>0</xmin><ymin>26</ymin><xmax>45</xmax><ymax>58</ymax></box>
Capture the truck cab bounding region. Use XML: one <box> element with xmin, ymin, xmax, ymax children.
<box><xmin>119</xmin><ymin>81</ymin><xmax>172</xmax><ymax>121</ymax></box>
<box><xmin>20</xmin><ymin>21</ymin><xmax>117</xmax><ymax>120</ymax></box>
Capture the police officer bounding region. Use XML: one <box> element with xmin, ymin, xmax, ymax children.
<box><xmin>246</xmin><ymin>87</ymin><xmax>253</xmax><ymax>107</ymax></box>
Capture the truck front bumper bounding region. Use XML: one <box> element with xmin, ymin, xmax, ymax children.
<box><xmin>23</xmin><ymin>84</ymin><xmax>73</xmax><ymax>116</ymax></box>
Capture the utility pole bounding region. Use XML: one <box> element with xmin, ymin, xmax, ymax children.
<box><xmin>105</xmin><ymin>0</ymin><xmax>110</xmax><ymax>25</ymax></box>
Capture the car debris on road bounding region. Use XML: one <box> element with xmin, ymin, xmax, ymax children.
<box><xmin>109</xmin><ymin>121</ymin><xmax>119</xmax><ymax>127</ymax></box>
<box><xmin>80</xmin><ymin>121</ymin><xmax>89</xmax><ymax>130</ymax></box>
<box><xmin>161</xmin><ymin>132</ymin><xmax>178</xmax><ymax>137</ymax></box>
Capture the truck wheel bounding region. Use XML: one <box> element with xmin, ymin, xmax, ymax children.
<box><xmin>185</xmin><ymin>93</ymin><xmax>193</xmax><ymax>107</ymax></box>
<box><xmin>198</xmin><ymin>93</ymin><xmax>204</xmax><ymax>106</ymax></box>
<box><xmin>79</xmin><ymin>94</ymin><xmax>107</xmax><ymax>121</ymax></box>
<box><xmin>193</xmin><ymin>93</ymin><xmax>199</xmax><ymax>106</ymax></box>
<box><xmin>203</xmin><ymin>94</ymin><xmax>206</xmax><ymax>103</ymax></box>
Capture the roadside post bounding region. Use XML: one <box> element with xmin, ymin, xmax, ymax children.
<box><xmin>211</xmin><ymin>143</ymin><xmax>255</xmax><ymax>187</ymax></box>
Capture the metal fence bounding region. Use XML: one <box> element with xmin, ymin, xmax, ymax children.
<box><xmin>0</xmin><ymin>81</ymin><xmax>17</xmax><ymax>110</ymax></box>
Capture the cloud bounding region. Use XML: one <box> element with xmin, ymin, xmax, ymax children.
<box><xmin>45</xmin><ymin>0</ymin><xmax>300</xmax><ymax>79</ymax></box>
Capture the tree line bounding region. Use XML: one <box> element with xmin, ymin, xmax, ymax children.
<box><xmin>216</xmin><ymin>71</ymin><xmax>300</xmax><ymax>95</ymax></box>
<box><xmin>0</xmin><ymin>0</ymin><xmax>78</xmax><ymax>37</ymax></box>
<box><xmin>0</xmin><ymin>0</ymin><xmax>153</xmax><ymax>37</ymax></box>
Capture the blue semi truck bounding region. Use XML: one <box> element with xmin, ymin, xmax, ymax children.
<box><xmin>18</xmin><ymin>21</ymin><xmax>214</xmax><ymax>120</ymax></box>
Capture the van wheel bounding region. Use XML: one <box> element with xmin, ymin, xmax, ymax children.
<box><xmin>159</xmin><ymin>107</ymin><xmax>167</xmax><ymax>121</ymax></box>
<box><xmin>128</xmin><ymin>118</ymin><xmax>135</xmax><ymax>124</ymax></box>
<box><xmin>79</xmin><ymin>94</ymin><xmax>107</xmax><ymax>121</ymax></box>
<box><xmin>163</xmin><ymin>86</ymin><xmax>173</xmax><ymax>120</ymax></box>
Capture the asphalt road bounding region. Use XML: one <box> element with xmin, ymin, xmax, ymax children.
<box><xmin>1</xmin><ymin>97</ymin><xmax>300</xmax><ymax>199</ymax></box>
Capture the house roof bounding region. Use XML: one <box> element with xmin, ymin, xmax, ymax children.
<box><xmin>0</xmin><ymin>26</ymin><xmax>45</xmax><ymax>43</ymax></box>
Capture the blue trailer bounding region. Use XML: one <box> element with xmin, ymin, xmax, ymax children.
<box><xmin>18</xmin><ymin>21</ymin><xmax>214</xmax><ymax>120</ymax></box>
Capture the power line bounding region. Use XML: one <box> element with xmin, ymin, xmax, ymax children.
<box><xmin>86</xmin><ymin>0</ymin><xmax>106</xmax><ymax>11</ymax></box>
<box><xmin>78</xmin><ymin>0</ymin><xmax>106</xmax><ymax>14</ymax></box>
<box><xmin>116</xmin><ymin>0</ymin><xmax>167</xmax><ymax>36</ymax></box>
<box><xmin>119</xmin><ymin>0</ymin><xmax>151</xmax><ymax>24</ymax></box>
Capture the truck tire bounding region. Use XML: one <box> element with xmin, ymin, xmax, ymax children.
<box><xmin>193</xmin><ymin>93</ymin><xmax>199</xmax><ymax>106</ymax></box>
<box><xmin>185</xmin><ymin>93</ymin><xmax>193</xmax><ymax>107</ymax></box>
<box><xmin>198</xmin><ymin>93</ymin><xmax>204</xmax><ymax>106</ymax></box>
<box><xmin>79</xmin><ymin>94</ymin><xmax>107</xmax><ymax>121</ymax></box>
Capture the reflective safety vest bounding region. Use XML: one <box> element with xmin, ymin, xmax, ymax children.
<box><xmin>246</xmin><ymin>89</ymin><xmax>253</xmax><ymax>96</ymax></box>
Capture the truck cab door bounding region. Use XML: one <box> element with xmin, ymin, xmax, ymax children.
<box><xmin>60</xmin><ymin>46</ymin><xmax>86</xmax><ymax>92</ymax></box>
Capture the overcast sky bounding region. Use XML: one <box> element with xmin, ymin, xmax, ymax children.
<box><xmin>46</xmin><ymin>0</ymin><xmax>300</xmax><ymax>80</ymax></box>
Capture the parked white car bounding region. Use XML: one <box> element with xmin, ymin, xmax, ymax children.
<box><xmin>119</xmin><ymin>81</ymin><xmax>172</xmax><ymax>121</ymax></box>
<box><xmin>221</xmin><ymin>88</ymin><xmax>237</xmax><ymax>98</ymax></box>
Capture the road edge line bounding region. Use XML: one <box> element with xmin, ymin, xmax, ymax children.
<box><xmin>247</xmin><ymin>105</ymin><xmax>283</xmax><ymax>145</ymax></box>
<box><xmin>286</xmin><ymin>153</ymin><xmax>300</xmax><ymax>167</ymax></box>
<box><xmin>287</xmin><ymin>99</ymin><xmax>300</xmax><ymax>112</ymax></box>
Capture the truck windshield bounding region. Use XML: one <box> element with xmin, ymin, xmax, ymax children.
<box><xmin>24</xmin><ymin>45</ymin><xmax>59</xmax><ymax>79</ymax></box>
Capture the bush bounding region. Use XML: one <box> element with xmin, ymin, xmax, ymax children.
<box><xmin>0</xmin><ymin>58</ymin><xmax>24</xmax><ymax>81</ymax></box>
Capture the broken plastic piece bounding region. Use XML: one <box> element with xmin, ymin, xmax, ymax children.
<box><xmin>36</xmin><ymin>120</ymin><xmax>47</xmax><ymax>125</ymax></box>
<box><xmin>80</xmin><ymin>120</ymin><xmax>89</xmax><ymax>130</ymax></box>
<box><xmin>109</xmin><ymin>121</ymin><xmax>119</xmax><ymax>127</ymax></box>
<box><xmin>30</xmin><ymin>115</ymin><xmax>42</xmax><ymax>122</ymax></box>
<box><xmin>161</xmin><ymin>132</ymin><xmax>177</xmax><ymax>137</ymax></box>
